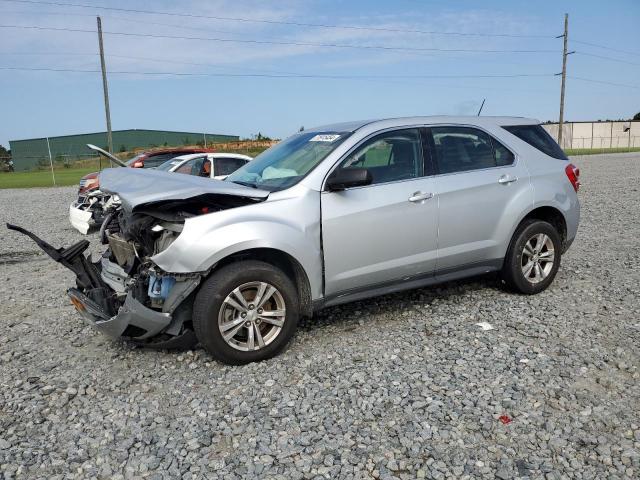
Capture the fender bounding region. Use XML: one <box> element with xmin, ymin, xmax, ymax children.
<box><xmin>151</xmin><ymin>187</ymin><xmax>324</xmax><ymax>299</ymax></box>
<box><xmin>506</xmin><ymin>171</ymin><xmax>580</xmax><ymax>250</ymax></box>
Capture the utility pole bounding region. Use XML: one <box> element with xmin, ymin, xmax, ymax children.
<box><xmin>46</xmin><ymin>137</ymin><xmax>56</xmax><ymax>186</ymax></box>
<box><xmin>556</xmin><ymin>14</ymin><xmax>574</xmax><ymax>148</ymax></box>
<box><xmin>97</xmin><ymin>16</ymin><xmax>113</xmax><ymax>154</ymax></box>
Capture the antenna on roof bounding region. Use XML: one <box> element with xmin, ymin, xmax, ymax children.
<box><xmin>477</xmin><ymin>98</ymin><xmax>486</xmax><ymax>116</ymax></box>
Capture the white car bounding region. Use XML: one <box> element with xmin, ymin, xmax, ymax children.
<box><xmin>69</xmin><ymin>152</ymin><xmax>252</xmax><ymax>234</ymax></box>
<box><xmin>155</xmin><ymin>153</ymin><xmax>252</xmax><ymax>179</ymax></box>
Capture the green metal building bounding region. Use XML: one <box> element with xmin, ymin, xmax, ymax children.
<box><xmin>9</xmin><ymin>129</ymin><xmax>240</xmax><ymax>171</ymax></box>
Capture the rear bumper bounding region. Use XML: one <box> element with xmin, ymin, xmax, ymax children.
<box><xmin>564</xmin><ymin>197</ymin><xmax>580</xmax><ymax>253</ymax></box>
<box><xmin>69</xmin><ymin>204</ymin><xmax>93</xmax><ymax>235</ymax></box>
<box><xmin>68</xmin><ymin>288</ymin><xmax>172</xmax><ymax>340</ymax></box>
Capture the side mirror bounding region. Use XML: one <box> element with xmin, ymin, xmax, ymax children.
<box><xmin>325</xmin><ymin>167</ymin><xmax>372</xmax><ymax>191</ymax></box>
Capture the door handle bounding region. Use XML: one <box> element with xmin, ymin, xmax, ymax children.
<box><xmin>498</xmin><ymin>174</ymin><xmax>518</xmax><ymax>184</ymax></box>
<box><xmin>408</xmin><ymin>191</ymin><xmax>434</xmax><ymax>203</ymax></box>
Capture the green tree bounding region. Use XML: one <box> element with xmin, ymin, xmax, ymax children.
<box><xmin>633</xmin><ymin>112</ymin><xmax>640</xmax><ymax>121</ymax></box>
<box><xmin>255</xmin><ymin>132</ymin><xmax>272</xmax><ymax>141</ymax></box>
<box><xmin>0</xmin><ymin>144</ymin><xmax>10</xmax><ymax>159</ymax></box>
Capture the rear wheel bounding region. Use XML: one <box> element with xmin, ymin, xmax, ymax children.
<box><xmin>501</xmin><ymin>219</ymin><xmax>562</xmax><ymax>294</ymax></box>
<box><xmin>193</xmin><ymin>260</ymin><xmax>299</xmax><ymax>365</ymax></box>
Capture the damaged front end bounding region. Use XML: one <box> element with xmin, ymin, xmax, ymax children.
<box><xmin>9</xmin><ymin>167</ymin><xmax>269</xmax><ymax>349</ymax></box>
<box><xmin>69</xmin><ymin>190</ymin><xmax>117</xmax><ymax>235</ymax></box>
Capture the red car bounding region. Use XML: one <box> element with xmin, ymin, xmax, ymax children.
<box><xmin>78</xmin><ymin>147</ymin><xmax>215</xmax><ymax>195</ymax></box>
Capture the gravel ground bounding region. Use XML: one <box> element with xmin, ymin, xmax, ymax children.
<box><xmin>0</xmin><ymin>153</ymin><xmax>639</xmax><ymax>480</ymax></box>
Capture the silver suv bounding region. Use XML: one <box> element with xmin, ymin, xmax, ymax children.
<box><xmin>9</xmin><ymin>116</ymin><xmax>580</xmax><ymax>365</ymax></box>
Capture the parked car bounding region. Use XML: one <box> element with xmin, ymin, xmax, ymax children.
<box><xmin>127</xmin><ymin>147</ymin><xmax>215</xmax><ymax>169</ymax></box>
<box><xmin>10</xmin><ymin>116</ymin><xmax>580</xmax><ymax>365</ymax></box>
<box><xmin>155</xmin><ymin>153</ymin><xmax>252</xmax><ymax>179</ymax></box>
<box><xmin>1</xmin><ymin>158</ymin><xmax>14</xmax><ymax>172</ymax></box>
<box><xmin>74</xmin><ymin>146</ymin><xmax>215</xmax><ymax>211</ymax></box>
<box><xmin>69</xmin><ymin>150</ymin><xmax>251</xmax><ymax>234</ymax></box>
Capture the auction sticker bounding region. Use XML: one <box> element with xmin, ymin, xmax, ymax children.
<box><xmin>309</xmin><ymin>134</ymin><xmax>341</xmax><ymax>142</ymax></box>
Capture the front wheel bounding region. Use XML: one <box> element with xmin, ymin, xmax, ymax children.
<box><xmin>501</xmin><ymin>219</ymin><xmax>562</xmax><ymax>294</ymax></box>
<box><xmin>193</xmin><ymin>260</ymin><xmax>299</xmax><ymax>365</ymax></box>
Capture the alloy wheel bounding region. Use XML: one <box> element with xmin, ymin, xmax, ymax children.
<box><xmin>521</xmin><ymin>233</ymin><xmax>555</xmax><ymax>284</ymax></box>
<box><xmin>217</xmin><ymin>281</ymin><xmax>286</xmax><ymax>351</ymax></box>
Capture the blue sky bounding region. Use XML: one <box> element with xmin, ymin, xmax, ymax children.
<box><xmin>1</xmin><ymin>0</ymin><xmax>639</xmax><ymax>147</ymax></box>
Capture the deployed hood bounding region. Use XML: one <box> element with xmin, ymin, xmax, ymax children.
<box><xmin>99</xmin><ymin>167</ymin><xmax>269</xmax><ymax>211</ymax></box>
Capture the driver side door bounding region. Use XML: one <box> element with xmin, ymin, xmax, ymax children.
<box><xmin>321</xmin><ymin>128</ymin><xmax>439</xmax><ymax>296</ymax></box>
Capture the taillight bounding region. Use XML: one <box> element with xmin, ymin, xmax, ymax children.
<box><xmin>565</xmin><ymin>163</ymin><xmax>580</xmax><ymax>192</ymax></box>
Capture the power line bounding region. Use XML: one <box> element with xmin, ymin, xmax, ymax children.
<box><xmin>0</xmin><ymin>0</ymin><xmax>555</xmax><ymax>39</ymax></box>
<box><xmin>1</xmin><ymin>8</ymin><xmax>257</xmax><ymax>38</ymax></box>
<box><xmin>0</xmin><ymin>50</ymin><xmax>551</xmax><ymax>75</ymax></box>
<box><xmin>0</xmin><ymin>52</ymin><xmax>317</xmax><ymax>77</ymax></box>
<box><xmin>0</xmin><ymin>24</ymin><xmax>559</xmax><ymax>54</ymax></box>
<box><xmin>572</xmin><ymin>39</ymin><xmax>640</xmax><ymax>57</ymax></box>
<box><xmin>568</xmin><ymin>76</ymin><xmax>640</xmax><ymax>90</ymax></box>
<box><xmin>574</xmin><ymin>51</ymin><xmax>640</xmax><ymax>67</ymax></box>
<box><xmin>0</xmin><ymin>66</ymin><xmax>557</xmax><ymax>79</ymax></box>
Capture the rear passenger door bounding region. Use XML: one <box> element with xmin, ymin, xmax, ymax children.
<box><xmin>429</xmin><ymin>126</ymin><xmax>531</xmax><ymax>271</ymax></box>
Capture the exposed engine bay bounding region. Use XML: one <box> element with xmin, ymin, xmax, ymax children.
<box><xmin>8</xmin><ymin>167</ymin><xmax>269</xmax><ymax>349</ymax></box>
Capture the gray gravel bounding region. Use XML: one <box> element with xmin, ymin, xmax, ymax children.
<box><xmin>1</xmin><ymin>153</ymin><xmax>639</xmax><ymax>480</ymax></box>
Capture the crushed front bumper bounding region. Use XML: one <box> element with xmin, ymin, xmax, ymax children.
<box><xmin>68</xmin><ymin>288</ymin><xmax>172</xmax><ymax>339</ymax></box>
<box><xmin>7</xmin><ymin>223</ymin><xmax>198</xmax><ymax>350</ymax></box>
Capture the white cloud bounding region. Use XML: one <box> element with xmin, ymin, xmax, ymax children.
<box><xmin>0</xmin><ymin>1</ymin><xmax>550</xmax><ymax>76</ymax></box>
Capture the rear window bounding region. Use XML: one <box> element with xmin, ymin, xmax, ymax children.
<box><xmin>143</xmin><ymin>153</ymin><xmax>182</xmax><ymax>168</ymax></box>
<box><xmin>503</xmin><ymin>125</ymin><xmax>568</xmax><ymax>160</ymax></box>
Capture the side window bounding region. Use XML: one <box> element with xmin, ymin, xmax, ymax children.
<box><xmin>432</xmin><ymin>127</ymin><xmax>496</xmax><ymax>174</ymax></box>
<box><xmin>339</xmin><ymin>129</ymin><xmax>423</xmax><ymax>185</ymax></box>
<box><xmin>503</xmin><ymin>124</ymin><xmax>568</xmax><ymax>160</ymax></box>
<box><xmin>174</xmin><ymin>157</ymin><xmax>205</xmax><ymax>175</ymax></box>
<box><xmin>215</xmin><ymin>157</ymin><xmax>248</xmax><ymax>176</ymax></box>
<box><xmin>492</xmin><ymin>138</ymin><xmax>515</xmax><ymax>166</ymax></box>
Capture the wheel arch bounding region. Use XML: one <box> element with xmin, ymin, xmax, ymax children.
<box><xmin>210</xmin><ymin>247</ymin><xmax>314</xmax><ymax>318</ymax></box>
<box><xmin>512</xmin><ymin>205</ymin><xmax>568</xmax><ymax>252</ymax></box>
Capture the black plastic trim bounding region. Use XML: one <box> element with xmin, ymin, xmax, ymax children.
<box><xmin>314</xmin><ymin>258</ymin><xmax>503</xmax><ymax>310</ymax></box>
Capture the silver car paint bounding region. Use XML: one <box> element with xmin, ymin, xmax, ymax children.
<box><xmin>150</xmin><ymin>116</ymin><xmax>579</xmax><ymax>304</ymax></box>
<box><xmin>151</xmin><ymin>183</ymin><xmax>325</xmax><ymax>299</ymax></box>
<box><xmin>321</xmin><ymin>176</ymin><xmax>439</xmax><ymax>295</ymax></box>
<box><xmin>99</xmin><ymin>167</ymin><xmax>269</xmax><ymax>211</ymax></box>
<box><xmin>428</xmin><ymin>123</ymin><xmax>534</xmax><ymax>270</ymax></box>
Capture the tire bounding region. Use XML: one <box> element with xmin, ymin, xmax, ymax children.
<box><xmin>193</xmin><ymin>260</ymin><xmax>299</xmax><ymax>365</ymax></box>
<box><xmin>501</xmin><ymin>219</ymin><xmax>562</xmax><ymax>294</ymax></box>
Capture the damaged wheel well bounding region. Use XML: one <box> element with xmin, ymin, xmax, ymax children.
<box><xmin>213</xmin><ymin>248</ymin><xmax>313</xmax><ymax>318</ymax></box>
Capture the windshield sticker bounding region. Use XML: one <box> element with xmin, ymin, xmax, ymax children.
<box><xmin>309</xmin><ymin>134</ymin><xmax>341</xmax><ymax>143</ymax></box>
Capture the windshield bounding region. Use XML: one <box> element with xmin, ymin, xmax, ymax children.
<box><xmin>156</xmin><ymin>158</ymin><xmax>185</xmax><ymax>171</ymax></box>
<box><xmin>226</xmin><ymin>131</ymin><xmax>350</xmax><ymax>191</ymax></box>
